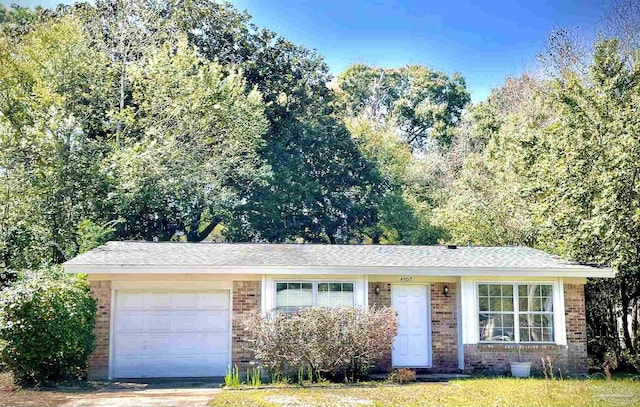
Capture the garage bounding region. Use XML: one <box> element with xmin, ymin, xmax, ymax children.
<box><xmin>112</xmin><ymin>290</ymin><xmax>230</xmax><ymax>378</ymax></box>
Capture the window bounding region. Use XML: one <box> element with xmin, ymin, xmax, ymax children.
<box><xmin>518</xmin><ymin>284</ymin><xmax>554</xmax><ymax>342</ymax></box>
<box><xmin>275</xmin><ymin>281</ymin><xmax>354</xmax><ymax>311</ymax></box>
<box><xmin>275</xmin><ymin>282</ymin><xmax>313</xmax><ymax>312</ymax></box>
<box><xmin>478</xmin><ymin>284</ymin><xmax>514</xmax><ymax>341</ymax></box>
<box><xmin>478</xmin><ymin>283</ymin><xmax>554</xmax><ymax>343</ymax></box>
<box><xmin>318</xmin><ymin>283</ymin><xmax>354</xmax><ymax>307</ymax></box>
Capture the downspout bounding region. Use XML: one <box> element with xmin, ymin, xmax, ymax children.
<box><xmin>457</xmin><ymin>277</ymin><xmax>464</xmax><ymax>371</ymax></box>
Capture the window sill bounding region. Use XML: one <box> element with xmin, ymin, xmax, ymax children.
<box><xmin>475</xmin><ymin>343</ymin><xmax>564</xmax><ymax>350</ymax></box>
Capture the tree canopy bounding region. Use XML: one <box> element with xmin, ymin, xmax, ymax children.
<box><xmin>337</xmin><ymin>64</ymin><xmax>470</xmax><ymax>148</ymax></box>
<box><xmin>1</xmin><ymin>0</ymin><xmax>639</xmax><ymax>373</ymax></box>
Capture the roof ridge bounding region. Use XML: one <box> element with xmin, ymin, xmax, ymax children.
<box><xmin>107</xmin><ymin>241</ymin><xmax>531</xmax><ymax>249</ymax></box>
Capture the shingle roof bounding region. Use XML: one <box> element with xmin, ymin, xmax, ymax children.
<box><xmin>64</xmin><ymin>241</ymin><xmax>606</xmax><ymax>271</ymax></box>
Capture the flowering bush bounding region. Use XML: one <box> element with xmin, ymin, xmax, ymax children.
<box><xmin>243</xmin><ymin>306</ymin><xmax>398</xmax><ymax>382</ymax></box>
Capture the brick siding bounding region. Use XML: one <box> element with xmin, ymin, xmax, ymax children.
<box><xmin>231</xmin><ymin>280</ymin><xmax>262</xmax><ymax>371</ymax></box>
<box><xmin>87</xmin><ymin>281</ymin><xmax>111</xmax><ymax>380</ymax></box>
<box><xmin>430</xmin><ymin>283</ymin><xmax>458</xmax><ymax>372</ymax></box>
<box><xmin>563</xmin><ymin>283</ymin><xmax>588</xmax><ymax>374</ymax></box>
<box><xmin>368</xmin><ymin>282</ymin><xmax>458</xmax><ymax>373</ymax></box>
<box><xmin>368</xmin><ymin>282</ymin><xmax>392</xmax><ymax>371</ymax></box>
<box><xmin>464</xmin><ymin>283</ymin><xmax>588</xmax><ymax>376</ymax></box>
<box><xmin>85</xmin><ymin>278</ymin><xmax>587</xmax><ymax>379</ymax></box>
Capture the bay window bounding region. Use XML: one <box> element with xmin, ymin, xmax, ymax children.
<box><xmin>275</xmin><ymin>281</ymin><xmax>354</xmax><ymax>311</ymax></box>
<box><xmin>478</xmin><ymin>283</ymin><xmax>554</xmax><ymax>343</ymax></box>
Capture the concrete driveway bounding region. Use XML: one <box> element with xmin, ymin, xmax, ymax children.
<box><xmin>62</xmin><ymin>379</ymin><xmax>222</xmax><ymax>407</ymax></box>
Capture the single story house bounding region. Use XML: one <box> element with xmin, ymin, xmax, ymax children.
<box><xmin>63</xmin><ymin>242</ymin><xmax>615</xmax><ymax>380</ymax></box>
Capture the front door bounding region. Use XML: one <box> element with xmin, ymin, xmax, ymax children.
<box><xmin>391</xmin><ymin>285</ymin><xmax>431</xmax><ymax>367</ymax></box>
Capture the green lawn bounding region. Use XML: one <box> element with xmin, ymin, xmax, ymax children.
<box><xmin>209</xmin><ymin>378</ymin><xmax>640</xmax><ymax>407</ymax></box>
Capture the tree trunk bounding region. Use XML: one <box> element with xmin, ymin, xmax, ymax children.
<box><xmin>632</xmin><ymin>297</ymin><xmax>639</xmax><ymax>351</ymax></box>
<box><xmin>608</xmin><ymin>295</ymin><xmax>621</xmax><ymax>355</ymax></box>
<box><xmin>186</xmin><ymin>218</ymin><xmax>221</xmax><ymax>242</ymax></box>
<box><xmin>621</xmin><ymin>281</ymin><xmax>635</xmax><ymax>352</ymax></box>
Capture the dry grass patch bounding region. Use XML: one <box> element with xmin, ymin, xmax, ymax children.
<box><xmin>209</xmin><ymin>378</ymin><xmax>640</xmax><ymax>407</ymax></box>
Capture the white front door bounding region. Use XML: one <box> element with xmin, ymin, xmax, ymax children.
<box><xmin>113</xmin><ymin>290</ymin><xmax>230</xmax><ymax>378</ymax></box>
<box><xmin>391</xmin><ymin>285</ymin><xmax>431</xmax><ymax>367</ymax></box>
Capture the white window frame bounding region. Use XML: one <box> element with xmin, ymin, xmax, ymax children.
<box><xmin>274</xmin><ymin>279</ymin><xmax>357</xmax><ymax>309</ymax></box>
<box><xmin>476</xmin><ymin>282</ymin><xmax>557</xmax><ymax>344</ymax></box>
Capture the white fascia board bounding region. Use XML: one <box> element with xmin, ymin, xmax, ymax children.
<box><xmin>63</xmin><ymin>263</ymin><xmax>615</xmax><ymax>278</ymax></box>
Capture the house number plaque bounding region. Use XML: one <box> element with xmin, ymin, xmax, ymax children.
<box><xmin>400</xmin><ymin>276</ymin><xmax>413</xmax><ymax>282</ymax></box>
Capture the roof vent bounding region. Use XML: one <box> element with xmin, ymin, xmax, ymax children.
<box><xmin>447</xmin><ymin>244</ymin><xmax>457</xmax><ymax>249</ymax></box>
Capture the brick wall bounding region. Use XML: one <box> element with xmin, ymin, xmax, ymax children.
<box><xmin>464</xmin><ymin>343</ymin><xmax>569</xmax><ymax>374</ymax></box>
<box><xmin>83</xmin><ymin>279</ymin><xmax>587</xmax><ymax>379</ymax></box>
<box><xmin>87</xmin><ymin>281</ymin><xmax>111</xmax><ymax>380</ymax></box>
<box><xmin>231</xmin><ymin>280</ymin><xmax>262</xmax><ymax>371</ymax></box>
<box><xmin>368</xmin><ymin>282</ymin><xmax>392</xmax><ymax>308</ymax></box>
<box><xmin>564</xmin><ymin>283</ymin><xmax>588</xmax><ymax>375</ymax></box>
<box><xmin>464</xmin><ymin>283</ymin><xmax>588</xmax><ymax>376</ymax></box>
<box><xmin>368</xmin><ymin>282</ymin><xmax>458</xmax><ymax>373</ymax></box>
<box><xmin>430</xmin><ymin>283</ymin><xmax>458</xmax><ymax>372</ymax></box>
<box><xmin>368</xmin><ymin>282</ymin><xmax>392</xmax><ymax>371</ymax></box>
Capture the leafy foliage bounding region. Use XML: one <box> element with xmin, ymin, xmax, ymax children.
<box><xmin>243</xmin><ymin>307</ymin><xmax>398</xmax><ymax>382</ymax></box>
<box><xmin>337</xmin><ymin>64</ymin><xmax>470</xmax><ymax>148</ymax></box>
<box><xmin>434</xmin><ymin>35</ymin><xmax>640</xmax><ymax>371</ymax></box>
<box><xmin>0</xmin><ymin>270</ymin><xmax>96</xmax><ymax>382</ymax></box>
<box><xmin>537</xmin><ymin>38</ymin><xmax>640</xmax><ymax>367</ymax></box>
<box><xmin>107</xmin><ymin>38</ymin><xmax>269</xmax><ymax>242</ymax></box>
<box><xmin>2</xmin><ymin>0</ymin><xmax>640</xmax><ymax>377</ymax></box>
<box><xmin>0</xmin><ymin>17</ymin><xmax>111</xmax><ymax>268</ymax></box>
<box><xmin>347</xmin><ymin>118</ymin><xmax>445</xmax><ymax>244</ymax></box>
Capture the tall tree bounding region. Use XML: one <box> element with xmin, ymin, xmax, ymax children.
<box><xmin>108</xmin><ymin>38</ymin><xmax>269</xmax><ymax>241</ymax></box>
<box><xmin>433</xmin><ymin>75</ymin><xmax>551</xmax><ymax>246</ymax></box>
<box><xmin>164</xmin><ymin>0</ymin><xmax>385</xmax><ymax>243</ymax></box>
<box><xmin>336</xmin><ymin>63</ymin><xmax>471</xmax><ymax>244</ymax></box>
<box><xmin>347</xmin><ymin>118</ymin><xmax>444</xmax><ymax>244</ymax></box>
<box><xmin>0</xmin><ymin>17</ymin><xmax>111</xmax><ymax>268</ymax></box>
<box><xmin>337</xmin><ymin>64</ymin><xmax>470</xmax><ymax>149</ymax></box>
<box><xmin>537</xmin><ymin>39</ymin><xmax>640</xmax><ymax>362</ymax></box>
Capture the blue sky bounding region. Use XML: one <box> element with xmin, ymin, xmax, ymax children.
<box><xmin>228</xmin><ymin>0</ymin><xmax>605</xmax><ymax>102</ymax></box>
<box><xmin>6</xmin><ymin>0</ymin><xmax>606</xmax><ymax>101</ymax></box>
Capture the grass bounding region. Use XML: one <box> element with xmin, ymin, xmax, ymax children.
<box><xmin>209</xmin><ymin>377</ymin><xmax>640</xmax><ymax>407</ymax></box>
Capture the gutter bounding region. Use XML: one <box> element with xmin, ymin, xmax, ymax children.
<box><xmin>63</xmin><ymin>263</ymin><xmax>616</xmax><ymax>278</ymax></box>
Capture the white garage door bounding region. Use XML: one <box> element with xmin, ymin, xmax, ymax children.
<box><xmin>113</xmin><ymin>291</ymin><xmax>230</xmax><ymax>378</ymax></box>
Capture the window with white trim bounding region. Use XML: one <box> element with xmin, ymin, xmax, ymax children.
<box><xmin>275</xmin><ymin>281</ymin><xmax>354</xmax><ymax>312</ymax></box>
<box><xmin>478</xmin><ymin>283</ymin><xmax>554</xmax><ymax>342</ymax></box>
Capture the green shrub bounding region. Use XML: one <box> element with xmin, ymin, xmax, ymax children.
<box><xmin>0</xmin><ymin>270</ymin><xmax>96</xmax><ymax>383</ymax></box>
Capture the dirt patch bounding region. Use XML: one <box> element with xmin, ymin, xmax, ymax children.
<box><xmin>60</xmin><ymin>389</ymin><xmax>216</xmax><ymax>407</ymax></box>
<box><xmin>0</xmin><ymin>375</ymin><xmax>218</xmax><ymax>407</ymax></box>
<box><xmin>0</xmin><ymin>389</ymin><xmax>72</xmax><ymax>407</ymax></box>
<box><xmin>264</xmin><ymin>395</ymin><xmax>303</xmax><ymax>406</ymax></box>
<box><xmin>338</xmin><ymin>396</ymin><xmax>373</xmax><ymax>406</ymax></box>
<box><xmin>0</xmin><ymin>373</ymin><xmax>85</xmax><ymax>407</ymax></box>
<box><xmin>265</xmin><ymin>394</ymin><xmax>373</xmax><ymax>407</ymax></box>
